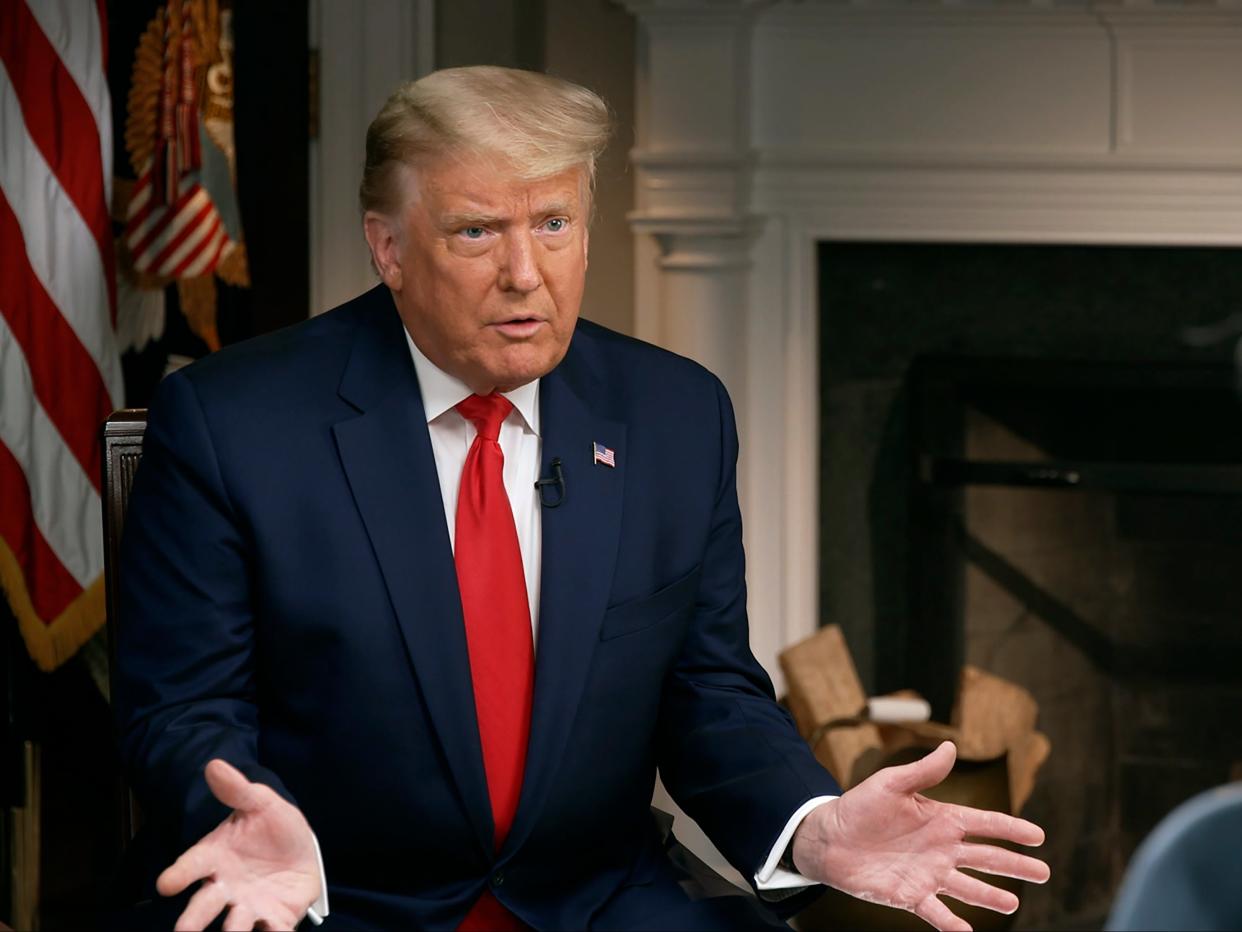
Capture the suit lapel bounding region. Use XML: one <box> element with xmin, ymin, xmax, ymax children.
<box><xmin>505</xmin><ymin>345</ymin><xmax>626</xmax><ymax>853</ymax></box>
<box><xmin>331</xmin><ymin>291</ymin><xmax>493</xmax><ymax>855</ymax></box>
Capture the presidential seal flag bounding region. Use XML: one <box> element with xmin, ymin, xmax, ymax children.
<box><xmin>121</xmin><ymin>0</ymin><xmax>247</xmax><ymax>353</ymax></box>
<box><xmin>0</xmin><ymin>0</ymin><xmax>123</xmax><ymax>670</ymax></box>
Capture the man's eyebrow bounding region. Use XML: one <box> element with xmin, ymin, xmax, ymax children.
<box><xmin>439</xmin><ymin>211</ymin><xmax>503</xmax><ymax>228</ymax></box>
<box><xmin>534</xmin><ymin>201</ymin><xmax>574</xmax><ymax>217</ymax></box>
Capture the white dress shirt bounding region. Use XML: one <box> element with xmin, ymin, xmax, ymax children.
<box><xmin>304</xmin><ymin>334</ymin><xmax>829</xmax><ymax>924</ymax></box>
<box><xmin>407</xmin><ymin>331</ymin><xmax>543</xmax><ymax>634</ymax></box>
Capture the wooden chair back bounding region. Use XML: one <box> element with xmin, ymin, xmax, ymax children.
<box><xmin>100</xmin><ymin>409</ymin><xmax>148</xmax><ymax>848</ymax></box>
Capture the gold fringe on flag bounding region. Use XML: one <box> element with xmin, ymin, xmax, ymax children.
<box><xmin>0</xmin><ymin>539</ymin><xmax>107</xmax><ymax>673</ymax></box>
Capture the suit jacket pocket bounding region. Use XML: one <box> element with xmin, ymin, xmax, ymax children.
<box><xmin>600</xmin><ymin>565</ymin><xmax>702</xmax><ymax>641</ymax></box>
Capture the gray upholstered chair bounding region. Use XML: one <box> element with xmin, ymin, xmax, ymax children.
<box><xmin>1107</xmin><ymin>782</ymin><xmax>1242</xmax><ymax>931</ymax></box>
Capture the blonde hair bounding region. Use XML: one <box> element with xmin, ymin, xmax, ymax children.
<box><xmin>360</xmin><ymin>66</ymin><xmax>612</xmax><ymax>215</ymax></box>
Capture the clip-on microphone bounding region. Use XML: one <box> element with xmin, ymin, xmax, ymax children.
<box><xmin>535</xmin><ymin>457</ymin><xmax>567</xmax><ymax>508</ymax></box>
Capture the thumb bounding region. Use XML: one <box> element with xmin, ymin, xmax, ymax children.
<box><xmin>885</xmin><ymin>740</ymin><xmax>957</xmax><ymax>796</ymax></box>
<box><xmin>203</xmin><ymin>758</ymin><xmax>264</xmax><ymax>813</ymax></box>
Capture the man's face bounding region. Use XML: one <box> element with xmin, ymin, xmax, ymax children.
<box><xmin>366</xmin><ymin>155</ymin><xmax>589</xmax><ymax>395</ymax></box>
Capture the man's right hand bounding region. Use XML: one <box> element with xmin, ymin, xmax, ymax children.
<box><xmin>157</xmin><ymin>759</ymin><xmax>322</xmax><ymax>931</ymax></box>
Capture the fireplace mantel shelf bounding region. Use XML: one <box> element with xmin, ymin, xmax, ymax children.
<box><xmin>923</xmin><ymin>457</ymin><xmax>1242</xmax><ymax>496</ymax></box>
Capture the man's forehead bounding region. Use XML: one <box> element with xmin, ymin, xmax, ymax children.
<box><xmin>410</xmin><ymin>157</ymin><xmax>586</xmax><ymax>214</ymax></box>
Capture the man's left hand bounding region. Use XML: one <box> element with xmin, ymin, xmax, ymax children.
<box><xmin>791</xmin><ymin>740</ymin><xmax>1049</xmax><ymax>932</ymax></box>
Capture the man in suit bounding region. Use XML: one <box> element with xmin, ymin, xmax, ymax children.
<box><xmin>116</xmin><ymin>67</ymin><xmax>1048</xmax><ymax>930</ymax></box>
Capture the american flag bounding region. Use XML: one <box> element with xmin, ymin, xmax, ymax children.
<box><xmin>593</xmin><ymin>441</ymin><xmax>615</xmax><ymax>468</ymax></box>
<box><xmin>0</xmin><ymin>0</ymin><xmax>122</xmax><ymax>670</ymax></box>
<box><xmin>123</xmin><ymin>0</ymin><xmax>232</xmax><ymax>281</ymax></box>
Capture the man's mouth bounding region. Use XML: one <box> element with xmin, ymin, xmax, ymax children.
<box><xmin>492</xmin><ymin>317</ymin><xmax>545</xmax><ymax>338</ymax></box>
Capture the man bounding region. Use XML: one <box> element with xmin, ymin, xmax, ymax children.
<box><xmin>116</xmin><ymin>67</ymin><xmax>1048</xmax><ymax>930</ymax></box>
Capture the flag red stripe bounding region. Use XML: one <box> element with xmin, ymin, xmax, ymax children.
<box><xmin>127</xmin><ymin>182</ymin><xmax>203</xmax><ymax>263</ymax></box>
<box><xmin>0</xmin><ymin>442</ymin><xmax>82</xmax><ymax>623</ymax></box>
<box><xmin>0</xmin><ymin>0</ymin><xmax>116</xmax><ymax>324</ymax></box>
<box><xmin>125</xmin><ymin>173</ymin><xmax>154</xmax><ymax>228</ymax></box>
<box><xmin>164</xmin><ymin>212</ymin><xmax>224</xmax><ymax>279</ymax></box>
<box><xmin>183</xmin><ymin>220</ymin><xmax>227</xmax><ymax>279</ymax></box>
<box><xmin>0</xmin><ymin>191</ymin><xmax>110</xmax><ymax>493</ymax></box>
<box><xmin>125</xmin><ymin>175</ymin><xmax>188</xmax><ymax>249</ymax></box>
<box><xmin>148</xmin><ymin>198</ymin><xmax>217</xmax><ymax>275</ymax></box>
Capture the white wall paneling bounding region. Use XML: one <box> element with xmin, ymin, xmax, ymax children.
<box><xmin>623</xmin><ymin>0</ymin><xmax>1242</xmax><ymax>694</ymax></box>
<box><xmin>308</xmin><ymin>0</ymin><xmax>435</xmax><ymax>316</ymax></box>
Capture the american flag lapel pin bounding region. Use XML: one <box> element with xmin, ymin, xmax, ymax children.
<box><xmin>592</xmin><ymin>441</ymin><xmax>616</xmax><ymax>468</ymax></box>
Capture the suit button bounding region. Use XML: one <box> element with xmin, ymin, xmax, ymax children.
<box><xmin>491</xmin><ymin>870</ymin><xmax>505</xmax><ymax>888</ymax></box>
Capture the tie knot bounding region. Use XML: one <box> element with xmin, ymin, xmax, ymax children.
<box><xmin>457</xmin><ymin>393</ymin><xmax>513</xmax><ymax>442</ymax></box>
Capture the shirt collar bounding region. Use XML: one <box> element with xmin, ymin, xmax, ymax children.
<box><xmin>405</xmin><ymin>328</ymin><xmax>541</xmax><ymax>436</ymax></box>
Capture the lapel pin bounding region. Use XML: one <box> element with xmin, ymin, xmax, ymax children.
<box><xmin>592</xmin><ymin>441</ymin><xmax>616</xmax><ymax>468</ymax></box>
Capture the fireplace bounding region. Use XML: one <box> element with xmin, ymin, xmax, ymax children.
<box><xmin>819</xmin><ymin>240</ymin><xmax>1242</xmax><ymax>928</ymax></box>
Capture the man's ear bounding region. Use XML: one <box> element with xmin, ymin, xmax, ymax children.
<box><xmin>582</xmin><ymin>227</ymin><xmax>590</xmax><ymax>271</ymax></box>
<box><xmin>363</xmin><ymin>211</ymin><xmax>403</xmax><ymax>290</ymax></box>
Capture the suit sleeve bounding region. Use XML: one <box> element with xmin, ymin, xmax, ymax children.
<box><xmin>114</xmin><ymin>370</ymin><xmax>295</xmax><ymax>854</ymax></box>
<box><xmin>654</xmin><ymin>375</ymin><xmax>841</xmax><ymax>896</ymax></box>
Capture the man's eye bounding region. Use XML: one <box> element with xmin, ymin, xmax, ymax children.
<box><xmin>544</xmin><ymin>218</ymin><xmax>566</xmax><ymax>233</ymax></box>
<box><xmin>461</xmin><ymin>226</ymin><xmax>486</xmax><ymax>239</ymax></box>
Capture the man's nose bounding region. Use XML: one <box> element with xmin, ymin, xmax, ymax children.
<box><xmin>497</xmin><ymin>230</ymin><xmax>542</xmax><ymax>294</ymax></box>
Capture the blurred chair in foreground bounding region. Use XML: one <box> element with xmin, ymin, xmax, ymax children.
<box><xmin>1107</xmin><ymin>782</ymin><xmax>1242</xmax><ymax>931</ymax></box>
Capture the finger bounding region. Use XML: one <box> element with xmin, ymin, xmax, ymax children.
<box><xmin>957</xmin><ymin>807</ymin><xmax>1046</xmax><ymax>848</ymax></box>
<box><xmin>252</xmin><ymin>907</ymin><xmax>296</xmax><ymax>932</ymax></box>
<box><xmin>173</xmin><ymin>880</ymin><xmax>230</xmax><ymax>932</ymax></box>
<box><xmin>914</xmin><ymin>894</ymin><xmax>972</xmax><ymax>932</ymax></box>
<box><xmin>941</xmin><ymin>871</ymin><xmax>1019</xmax><ymax>914</ymax></box>
<box><xmin>958</xmin><ymin>842</ymin><xmax>1051</xmax><ymax>883</ymax></box>
<box><xmin>222</xmin><ymin>903</ymin><xmax>257</xmax><ymax>932</ymax></box>
<box><xmin>157</xmin><ymin>845</ymin><xmax>213</xmax><ymax>897</ymax></box>
<box><xmin>885</xmin><ymin>740</ymin><xmax>958</xmax><ymax>795</ymax></box>
<box><xmin>204</xmin><ymin>759</ymin><xmax>265</xmax><ymax>813</ymax></box>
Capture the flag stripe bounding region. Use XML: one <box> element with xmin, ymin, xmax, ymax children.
<box><xmin>126</xmin><ymin>173</ymin><xmax>153</xmax><ymax>221</ymax></box>
<box><xmin>0</xmin><ymin>440</ymin><xmax>82</xmax><ymax>622</ymax></box>
<box><xmin>174</xmin><ymin>221</ymin><xmax>227</xmax><ymax>279</ymax></box>
<box><xmin>0</xmin><ymin>57</ymin><xmax>123</xmax><ymax>410</ymax></box>
<box><xmin>0</xmin><ymin>189</ymin><xmax>109</xmax><ymax>492</ymax></box>
<box><xmin>128</xmin><ymin>183</ymin><xmax>207</xmax><ymax>265</ymax></box>
<box><xmin>0</xmin><ymin>314</ymin><xmax>104</xmax><ymax>589</ymax></box>
<box><xmin>148</xmin><ymin>196</ymin><xmax>216</xmax><ymax>275</ymax></box>
<box><xmin>0</xmin><ymin>0</ymin><xmax>116</xmax><ymax>328</ymax></box>
<box><xmin>0</xmin><ymin>1</ymin><xmax>114</xmax><ymax>320</ymax></box>
<box><xmin>124</xmin><ymin>176</ymin><xmax>189</xmax><ymax>255</ymax></box>
<box><xmin>22</xmin><ymin>0</ymin><xmax>112</xmax><ymax>200</ymax></box>
<box><xmin>159</xmin><ymin>209</ymin><xmax>221</xmax><ymax>278</ymax></box>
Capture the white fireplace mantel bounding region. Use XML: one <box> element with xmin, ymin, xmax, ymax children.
<box><xmin>621</xmin><ymin>0</ymin><xmax>1242</xmax><ymax>690</ymax></box>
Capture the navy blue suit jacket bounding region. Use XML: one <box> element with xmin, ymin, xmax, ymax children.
<box><xmin>115</xmin><ymin>285</ymin><xmax>840</xmax><ymax>929</ymax></box>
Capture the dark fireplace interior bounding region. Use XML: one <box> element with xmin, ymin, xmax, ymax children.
<box><xmin>818</xmin><ymin>242</ymin><xmax>1242</xmax><ymax>929</ymax></box>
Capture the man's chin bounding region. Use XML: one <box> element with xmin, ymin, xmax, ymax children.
<box><xmin>487</xmin><ymin>348</ymin><xmax>568</xmax><ymax>393</ymax></box>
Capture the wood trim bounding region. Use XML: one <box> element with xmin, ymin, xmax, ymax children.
<box><xmin>101</xmin><ymin>409</ymin><xmax>148</xmax><ymax>849</ymax></box>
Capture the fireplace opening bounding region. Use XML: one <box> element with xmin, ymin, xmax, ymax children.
<box><xmin>818</xmin><ymin>242</ymin><xmax>1242</xmax><ymax>928</ymax></box>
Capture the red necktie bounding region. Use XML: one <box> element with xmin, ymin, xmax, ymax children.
<box><xmin>454</xmin><ymin>393</ymin><xmax>533</xmax><ymax>932</ymax></box>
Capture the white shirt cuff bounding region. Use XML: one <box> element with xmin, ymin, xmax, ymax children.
<box><xmin>753</xmin><ymin>795</ymin><xmax>838</xmax><ymax>891</ymax></box>
<box><xmin>304</xmin><ymin>830</ymin><xmax>330</xmax><ymax>925</ymax></box>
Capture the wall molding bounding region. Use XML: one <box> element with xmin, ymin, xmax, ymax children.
<box><xmin>626</xmin><ymin>0</ymin><xmax>1242</xmax><ymax>692</ymax></box>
